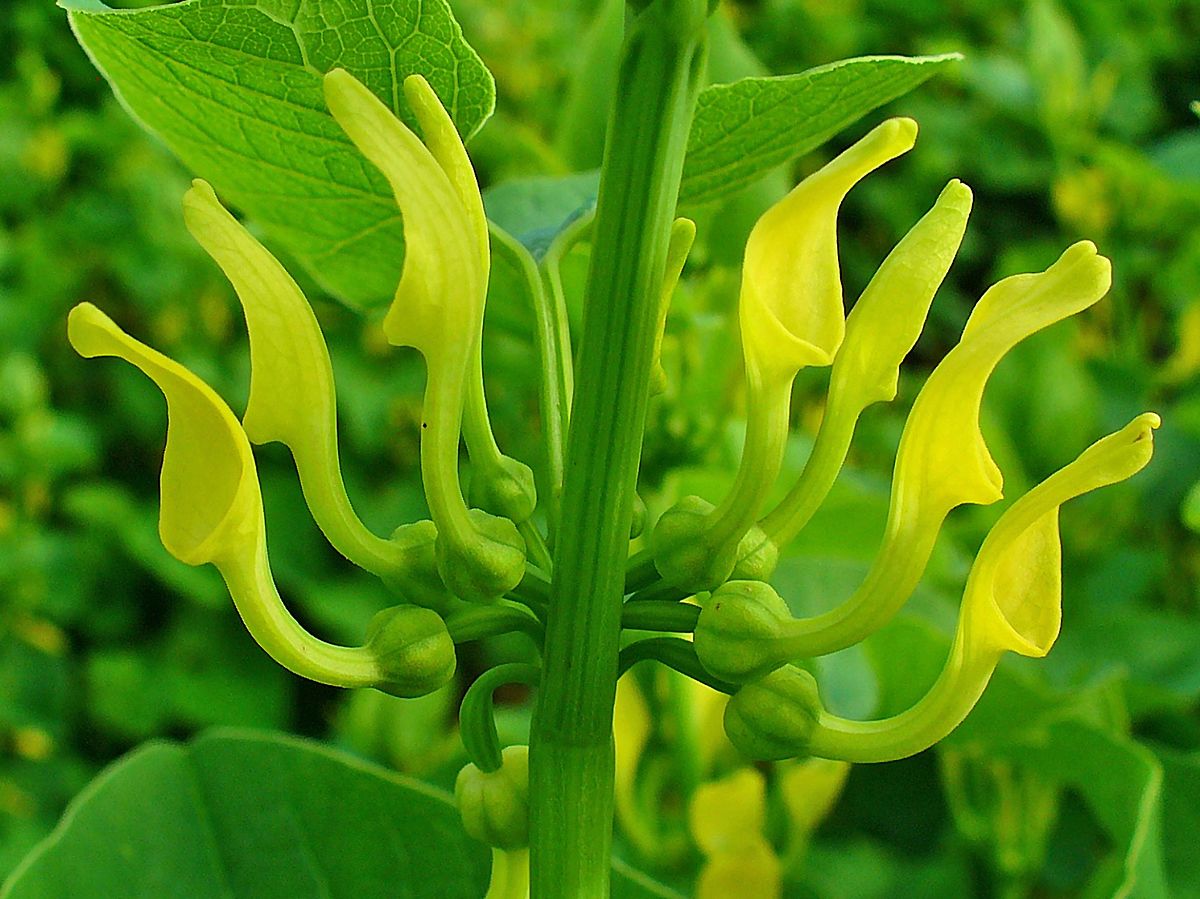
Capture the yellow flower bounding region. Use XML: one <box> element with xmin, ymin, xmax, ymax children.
<box><xmin>653</xmin><ymin>120</ymin><xmax>918</xmax><ymax>591</ymax></box>
<box><xmin>325</xmin><ymin>70</ymin><xmax>527</xmax><ymax>602</ymax></box>
<box><xmin>806</xmin><ymin>412</ymin><xmax>1159</xmax><ymax>763</ymax></box>
<box><xmin>779</xmin><ymin>241</ymin><xmax>1116</xmax><ymax>657</ymax></box>
<box><xmin>689</xmin><ymin>768</ymin><xmax>782</xmax><ymax>899</ymax></box>
<box><xmin>739</xmin><ymin>117</ymin><xmax>918</xmax><ymax>384</ymax></box>
<box><xmin>182</xmin><ymin>179</ymin><xmax>410</xmax><ymax>579</ymax></box>
<box><xmin>66</xmin><ymin>304</ymin><xmax>455</xmax><ymax>696</ymax></box>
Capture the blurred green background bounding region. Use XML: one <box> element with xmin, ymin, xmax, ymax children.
<box><xmin>1</xmin><ymin>0</ymin><xmax>1198</xmax><ymax>895</ymax></box>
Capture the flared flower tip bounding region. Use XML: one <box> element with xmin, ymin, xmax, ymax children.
<box><xmin>969</xmin><ymin>412</ymin><xmax>1159</xmax><ymax>659</ymax></box>
<box><xmin>964</xmin><ymin>240</ymin><xmax>1111</xmax><ymax>342</ymax></box>
<box><xmin>985</xmin><ymin>509</ymin><xmax>1064</xmax><ymax>658</ymax></box>
<box><xmin>67</xmin><ymin>303</ymin><xmax>260</xmax><ymax>567</ymax></box>
<box><xmin>324</xmin><ymin>67</ymin><xmax>482</xmax><ymax>357</ymax></box>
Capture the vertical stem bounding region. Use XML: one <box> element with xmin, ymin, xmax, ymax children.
<box><xmin>528</xmin><ymin>2</ymin><xmax>708</xmax><ymax>896</ymax></box>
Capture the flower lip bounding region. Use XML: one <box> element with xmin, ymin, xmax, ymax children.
<box><xmin>986</xmin><ymin>517</ymin><xmax>1063</xmax><ymax>659</ymax></box>
<box><xmin>67</xmin><ymin>302</ymin><xmax>259</xmax><ymax>566</ymax></box>
<box><xmin>971</xmin><ymin>412</ymin><xmax>1159</xmax><ymax>659</ymax></box>
<box><xmin>739</xmin><ymin>117</ymin><xmax>918</xmax><ymax>383</ymax></box>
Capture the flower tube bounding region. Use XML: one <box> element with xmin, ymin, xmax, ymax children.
<box><xmin>721</xmin><ymin>413</ymin><xmax>1157</xmax><ymax>763</ymax></box>
<box><xmin>67</xmin><ymin>303</ymin><xmax>455</xmax><ymax>696</ymax></box>
<box><xmin>653</xmin><ymin>119</ymin><xmax>918</xmax><ymax>592</ymax></box>
<box><xmin>324</xmin><ymin>69</ymin><xmax>526</xmax><ymax>602</ymax></box>
<box><xmin>778</xmin><ymin>241</ymin><xmax>1113</xmax><ymax>656</ymax></box>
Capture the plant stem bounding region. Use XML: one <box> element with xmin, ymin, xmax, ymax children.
<box><xmin>527</xmin><ymin>2</ymin><xmax>708</xmax><ymax>895</ymax></box>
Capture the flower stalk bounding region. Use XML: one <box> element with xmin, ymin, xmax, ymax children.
<box><xmin>527</xmin><ymin>1</ymin><xmax>709</xmax><ymax>894</ymax></box>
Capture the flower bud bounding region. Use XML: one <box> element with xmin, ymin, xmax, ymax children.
<box><xmin>468</xmin><ymin>455</ymin><xmax>538</xmax><ymax>524</ymax></box>
<box><xmin>695</xmin><ymin>581</ymin><xmax>793</xmax><ymax>683</ymax></box>
<box><xmin>455</xmin><ymin>745</ymin><xmax>530</xmax><ymax>850</ymax></box>
<box><xmin>436</xmin><ymin>509</ymin><xmax>526</xmax><ymax>603</ymax></box>
<box><xmin>652</xmin><ymin>496</ymin><xmax>737</xmax><ymax>592</ymax></box>
<box><xmin>379</xmin><ymin>520</ymin><xmax>460</xmax><ymax>614</ymax></box>
<box><xmin>366</xmin><ymin>605</ymin><xmax>456</xmax><ymax>698</ymax></box>
<box><xmin>724</xmin><ymin>665</ymin><xmax>822</xmax><ymax>762</ymax></box>
<box><xmin>651</xmin><ymin>496</ymin><xmax>777</xmax><ymax>593</ymax></box>
<box><xmin>731</xmin><ymin>529</ymin><xmax>778</xmax><ymax>582</ymax></box>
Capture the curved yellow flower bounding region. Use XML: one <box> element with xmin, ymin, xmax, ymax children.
<box><xmin>324</xmin><ymin>70</ymin><xmax>526</xmax><ymax>601</ymax></box>
<box><xmin>759</xmin><ymin>178</ymin><xmax>974</xmax><ymax>552</ymax></box>
<box><xmin>66</xmin><ymin>303</ymin><xmax>454</xmax><ymax>695</ymax></box>
<box><xmin>181</xmin><ymin>179</ymin><xmax>412</xmax><ymax>578</ymax></box>
<box><xmin>655</xmin><ymin>121</ymin><xmax>918</xmax><ymax>591</ymax></box>
<box><xmin>780</xmin><ymin>241</ymin><xmax>1113</xmax><ymax>656</ymax></box>
<box><xmin>739</xmin><ymin>117</ymin><xmax>918</xmax><ymax>384</ymax></box>
<box><xmin>806</xmin><ymin>412</ymin><xmax>1159</xmax><ymax>763</ymax></box>
<box><xmin>689</xmin><ymin>768</ymin><xmax>782</xmax><ymax>899</ymax></box>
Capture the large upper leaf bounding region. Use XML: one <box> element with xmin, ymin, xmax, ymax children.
<box><xmin>62</xmin><ymin>0</ymin><xmax>495</xmax><ymax>310</ymax></box>
<box><xmin>1</xmin><ymin>730</ymin><xmax>490</xmax><ymax>898</ymax></box>
<box><xmin>679</xmin><ymin>54</ymin><xmax>961</xmax><ymax>207</ymax></box>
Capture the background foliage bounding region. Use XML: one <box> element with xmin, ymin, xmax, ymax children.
<box><xmin>1</xmin><ymin>0</ymin><xmax>1197</xmax><ymax>895</ymax></box>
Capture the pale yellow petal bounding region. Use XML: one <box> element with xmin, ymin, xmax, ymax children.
<box><xmin>67</xmin><ymin>302</ymin><xmax>257</xmax><ymax>567</ymax></box>
<box><xmin>403</xmin><ymin>74</ymin><xmax>489</xmax><ymax>279</ymax></box>
<box><xmin>808</xmin><ymin>414</ymin><xmax>1158</xmax><ymax>763</ymax></box>
<box><xmin>833</xmin><ymin>179</ymin><xmax>973</xmax><ymax>409</ymax></box>
<box><xmin>182</xmin><ymin>179</ymin><xmax>417</xmax><ymax>577</ymax></box>
<box><xmin>324</xmin><ymin>69</ymin><xmax>481</xmax><ymax>358</ymax></box>
<box><xmin>778</xmin><ymin>757</ymin><xmax>851</xmax><ymax>836</ymax></box>
<box><xmin>696</xmin><ymin>838</ymin><xmax>781</xmax><ymax>899</ymax></box>
<box><xmin>965</xmin><ymin>411</ymin><xmax>1159</xmax><ymax>657</ymax></box>
<box><xmin>688</xmin><ymin>767</ymin><xmax>767</xmax><ymax>856</ymax></box>
<box><xmin>739</xmin><ymin>118</ymin><xmax>917</xmax><ymax>384</ymax></box>
<box><xmin>896</xmin><ymin>241</ymin><xmax>1112</xmax><ymax>517</ymax></box>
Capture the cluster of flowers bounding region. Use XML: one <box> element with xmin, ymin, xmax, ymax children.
<box><xmin>67</xmin><ymin>66</ymin><xmax>1156</xmax><ymax>891</ymax></box>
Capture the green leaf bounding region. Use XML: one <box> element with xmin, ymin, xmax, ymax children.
<box><xmin>2</xmin><ymin>730</ymin><xmax>490</xmax><ymax>897</ymax></box>
<box><xmin>1156</xmin><ymin>749</ymin><xmax>1200</xmax><ymax>895</ymax></box>
<box><xmin>63</xmin><ymin>0</ymin><xmax>495</xmax><ymax>310</ymax></box>
<box><xmin>679</xmin><ymin>54</ymin><xmax>961</xmax><ymax>207</ymax></box>
<box><xmin>993</xmin><ymin>721</ymin><xmax>1169</xmax><ymax>899</ymax></box>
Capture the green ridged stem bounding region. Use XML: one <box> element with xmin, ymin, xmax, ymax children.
<box><xmin>527</xmin><ymin>1</ymin><xmax>709</xmax><ymax>894</ymax></box>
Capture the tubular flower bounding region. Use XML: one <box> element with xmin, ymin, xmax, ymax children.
<box><xmin>650</xmin><ymin>118</ymin><xmax>1163</xmax><ymax>767</ymax></box>
<box><xmin>66</xmin><ymin>69</ymin><xmax>546</xmax><ymax>702</ymax></box>
<box><xmin>756</xmin><ymin>178</ymin><xmax>974</xmax><ymax>556</ymax></box>
<box><xmin>653</xmin><ymin>119</ymin><xmax>919</xmax><ymax>592</ymax></box>
<box><xmin>719</xmin><ymin>414</ymin><xmax>1158</xmax><ymax>763</ymax></box>
<box><xmin>325</xmin><ymin>69</ymin><xmax>528</xmax><ymax>603</ymax></box>
<box><xmin>66</xmin><ymin>304</ymin><xmax>455</xmax><ymax>697</ymax></box>
<box><xmin>776</xmin><ymin>240</ymin><xmax>1115</xmax><ymax>658</ymax></box>
<box><xmin>182</xmin><ymin>179</ymin><xmax>415</xmax><ymax>580</ymax></box>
